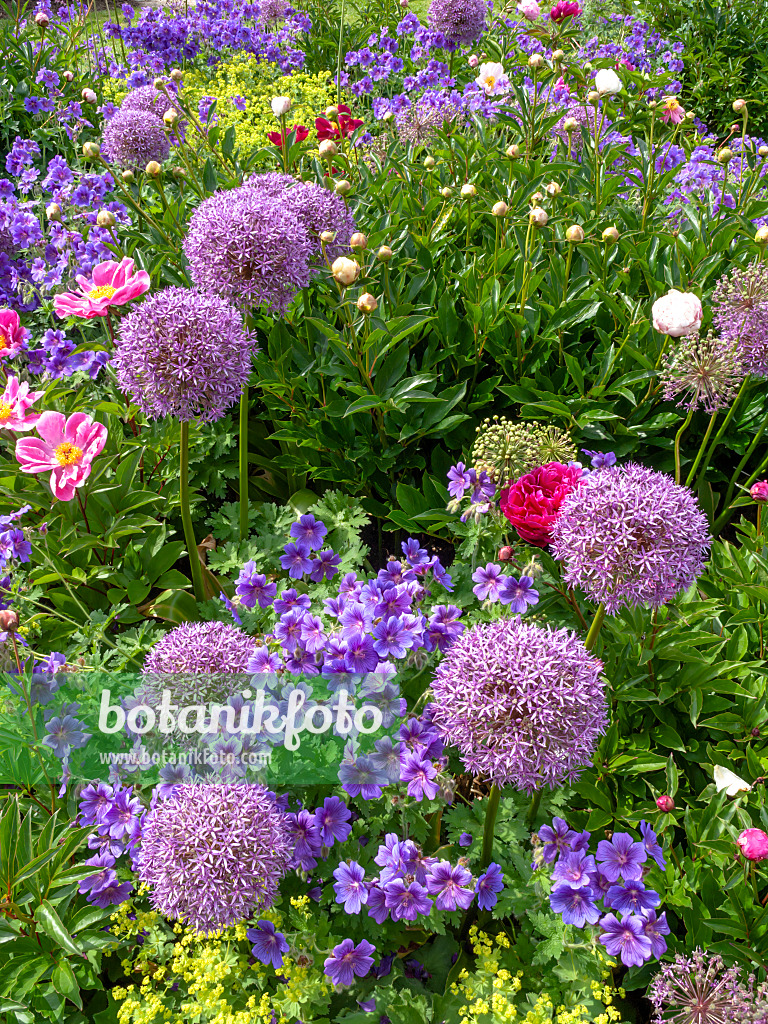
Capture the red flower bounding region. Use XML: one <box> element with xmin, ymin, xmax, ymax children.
<box><xmin>267</xmin><ymin>124</ymin><xmax>310</xmax><ymax>147</ymax></box>
<box><xmin>500</xmin><ymin>462</ymin><xmax>583</xmax><ymax>547</ymax></box>
<box><xmin>550</xmin><ymin>1</ymin><xmax>581</xmax><ymax>22</ymax></box>
<box><xmin>315</xmin><ymin>104</ymin><xmax>364</xmax><ymax>141</ymax></box>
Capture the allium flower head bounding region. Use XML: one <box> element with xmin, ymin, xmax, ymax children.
<box><xmin>115</xmin><ymin>286</ymin><xmax>253</xmax><ymax>422</ymax></box>
<box><xmin>649</xmin><ymin>949</ymin><xmax>764</xmax><ymax>1024</ymax></box>
<box><xmin>712</xmin><ymin>260</ymin><xmax>768</xmax><ymax>377</ymax></box>
<box><xmin>144</xmin><ymin>621</ymin><xmax>258</xmax><ymax>676</ymax></box>
<box><xmin>428</xmin><ymin>0</ymin><xmax>487</xmax><ymax>46</ymax></box>
<box><xmin>138</xmin><ymin>783</ymin><xmax>291</xmax><ymax>933</ymax></box>
<box><xmin>121</xmin><ymin>84</ymin><xmax>185</xmax><ymax>134</ymax></box>
<box><xmin>285</xmin><ymin>181</ymin><xmax>357</xmax><ymax>264</ymax></box>
<box><xmin>102</xmin><ymin>109</ymin><xmax>170</xmax><ymax>171</ymax></box>
<box><xmin>183</xmin><ymin>185</ymin><xmax>313</xmax><ymax>313</ymax></box>
<box><xmin>396</xmin><ymin>94</ymin><xmax>458</xmax><ymax>148</ymax></box>
<box><xmin>551</xmin><ymin>464</ymin><xmax>711</xmax><ymax>613</ymax></box>
<box><xmin>661</xmin><ymin>331</ymin><xmax>745</xmax><ymax>413</ymax></box>
<box><xmin>430</xmin><ymin>619</ymin><xmax>607</xmax><ymax>792</ymax></box>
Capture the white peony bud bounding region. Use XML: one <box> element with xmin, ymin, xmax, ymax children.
<box><xmin>270</xmin><ymin>96</ymin><xmax>292</xmax><ymax>117</ymax></box>
<box><xmin>651</xmin><ymin>289</ymin><xmax>703</xmax><ymax>338</ymax></box>
<box><xmin>332</xmin><ymin>256</ymin><xmax>360</xmax><ymax>286</ymax></box>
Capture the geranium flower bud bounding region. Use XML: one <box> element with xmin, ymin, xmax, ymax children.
<box><xmin>35</xmin><ymin>11</ymin><xmax>49</xmax><ymax>27</ymax></box>
<box><xmin>334</xmin><ymin>180</ymin><xmax>352</xmax><ymax>196</ymax></box>
<box><xmin>492</xmin><ymin>201</ymin><xmax>509</xmax><ymax>217</ymax></box>
<box><xmin>145</xmin><ymin>161</ymin><xmax>162</xmax><ymax>177</ymax></box>
<box><xmin>324</xmin><ymin>105</ymin><xmax>339</xmax><ymax>121</ymax></box>
<box><xmin>0</xmin><ymin>609</ymin><xmax>19</xmax><ymax>631</ymax></box>
<box><xmin>530</xmin><ymin>208</ymin><xmax>548</xmax><ymax>227</ymax></box>
<box><xmin>498</xmin><ymin>545</ymin><xmax>513</xmax><ymax>561</ymax></box>
<box><xmin>170</xmin><ymin>69</ymin><xmax>183</xmax><ymax>83</ymax></box>
<box><xmin>82</xmin><ymin>141</ymin><xmax>100</xmax><ymax>159</ymax></box>
<box><xmin>751</xmin><ymin>480</ymin><xmax>768</xmax><ymax>501</ymax></box>
<box><xmin>441</xmin><ymin>187</ymin><xmax>452</xmax><ymax>198</ymax></box>
<box><xmin>331</xmin><ymin>256</ymin><xmax>360</xmax><ymax>286</ymax></box>
<box><xmin>656</xmin><ymin>795</ymin><xmax>675</xmax><ymax>812</ymax></box>
<box><xmin>565</xmin><ymin>224</ymin><xmax>584</xmax><ymax>243</ymax></box>
<box><xmin>732</xmin><ymin>98</ymin><xmax>747</xmax><ymax>114</ymax></box>
<box><xmin>271</xmin><ymin>96</ymin><xmax>292</xmax><ymax>117</ymax></box>
<box><xmin>46</xmin><ymin>203</ymin><xmax>62</xmax><ymax>222</ymax></box>
<box><xmin>96</xmin><ymin>210</ymin><xmax>115</xmax><ymax>228</ymax></box>
<box><xmin>528</xmin><ymin>54</ymin><xmax>545</xmax><ymax>69</ymax></box>
<box><xmin>602</xmin><ymin>225</ymin><xmax>619</xmax><ymax>244</ymax></box>
<box><xmin>717</xmin><ymin>148</ymin><xmax>733</xmax><ymax>164</ymax></box>
<box><xmin>122</xmin><ymin>169</ymin><xmax>135</xmax><ymax>183</ymax></box>
<box><xmin>737</xmin><ymin>828</ymin><xmax>768</xmax><ymax>862</ymax></box>
<box><xmin>81</xmin><ymin>88</ymin><xmax>97</xmax><ymax>104</ymax></box>
<box><xmin>545</xmin><ymin>181</ymin><xmax>561</xmax><ymax>196</ymax></box>
<box><xmin>756</xmin><ymin>226</ymin><xmax>768</xmax><ymax>244</ymax></box>
<box><xmin>350</xmin><ymin>232</ymin><xmax>368</xmax><ymax>250</ymax></box>
<box><xmin>357</xmin><ymin>292</ymin><xmax>378</xmax><ymax>315</ymax></box>
<box><xmin>319</xmin><ymin>139</ymin><xmax>338</xmax><ymax>158</ymax></box>
<box><xmin>377</xmin><ymin>245</ymin><xmax>393</xmax><ymax>262</ymax></box>
<box><xmin>506</xmin><ymin>144</ymin><xmax>521</xmax><ymax>158</ymax></box>
<box><xmin>423</xmin><ymin>156</ymin><xmax>436</xmax><ymax>169</ymax></box>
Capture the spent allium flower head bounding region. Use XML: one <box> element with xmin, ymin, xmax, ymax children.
<box><xmin>396</xmin><ymin>95</ymin><xmax>457</xmax><ymax>148</ymax></box>
<box><xmin>101</xmin><ymin>109</ymin><xmax>170</xmax><ymax>171</ymax></box>
<box><xmin>661</xmin><ymin>331</ymin><xmax>745</xmax><ymax>413</ymax></box>
<box><xmin>649</xmin><ymin>949</ymin><xmax>761</xmax><ymax>1024</ymax></box>
<box><xmin>427</xmin><ymin>0</ymin><xmax>486</xmax><ymax>45</ymax></box>
<box><xmin>430</xmin><ymin>619</ymin><xmax>607</xmax><ymax>792</ymax></box>
<box><xmin>551</xmin><ymin>464</ymin><xmax>711</xmax><ymax>613</ymax></box>
<box><xmin>115</xmin><ymin>286</ymin><xmax>253</xmax><ymax>422</ymax></box>
<box><xmin>138</xmin><ymin>783</ymin><xmax>292</xmax><ymax>934</ymax></box>
<box><xmin>712</xmin><ymin>260</ymin><xmax>768</xmax><ymax>377</ymax></box>
<box><xmin>183</xmin><ymin>185</ymin><xmax>313</xmax><ymax>313</ymax></box>
<box><xmin>471</xmin><ymin>417</ymin><xmax>576</xmax><ymax>486</ymax></box>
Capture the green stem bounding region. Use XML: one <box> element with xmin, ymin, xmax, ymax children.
<box><xmin>525</xmin><ymin>789</ymin><xmax>543</xmax><ymax>832</ymax></box>
<box><xmin>674</xmin><ymin>407</ymin><xmax>694</xmax><ymax>485</ymax></box>
<box><xmin>239</xmin><ymin>386</ymin><xmax>250</xmax><ymax>542</ymax></box>
<box><xmin>685</xmin><ymin>409</ymin><xmax>718</xmax><ymax>487</ymax></box>
<box><xmin>695</xmin><ymin>376</ymin><xmax>751</xmax><ymax>491</ymax></box>
<box><xmin>584</xmin><ymin>603</ymin><xmax>606</xmax><ymax>652</ymax></box>
<box><xmin>480</xmin><ymin>784</ymin><xmax>501</xmax><ymax>869</ymax></box>
<box><xmin>180</xmin><ymin>421</ymin><xmax>205</xmax><ymax>602</ymax></box>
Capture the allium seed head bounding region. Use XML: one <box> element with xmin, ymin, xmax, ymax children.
<box><xmin>661</xmin><ymin>330</ymin><xmax>745</xmax><ymax>412</ymax></box>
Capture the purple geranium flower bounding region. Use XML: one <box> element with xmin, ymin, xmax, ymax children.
<box><xmin>606</xmin><ymin>879</ymin><xmax>660</xmax><ymax>916</ymax></box>
<box><xmin>247</xmin><ymin>920</ymin><xmax>289</xmax><ymax>969</ymax></box>
<box><xmin>280</xmin><ymin>542</ymin><xmax>313</xmax><ymax>578</ymax></box>
<box><xmin>425</xmin><ymin>861</ymin><xmax>475</xmax><ymax>911</ymax></box>
<box><xmin>596</xmin><ymin>833</ymin><xmax>647</xmax><ymax>882</ymax></box>
<box><xmin>550</xmin><ymin>884</ymin><xmax>601</xmax><ymax>927</ymax></box>
<box><xmin>338</xmin><ymin>756</ymin><xmax>388</xmax><ymax>799</ymax></box>
<box><xmin>471</xmin><ymin>563</ymin><xmax>504</xmax><ymax>601</ymax></box>
<box><xmin>400</xmin><ymin>751</ymin><xmax>439</xmax><ymax>801</ymax></box>
<box><xmin>324</xmin><ymin>938</ymin><xmax>376</xmax><ymax>986</ymax></box>
<box><xmin>309</xmin><ymin>549</ymin><xmax>341</xmax><ymax>582</ymax></box>
<box><xmin>498</xmin><ymin>575</ymin><xmax>539</xmax><ymax>613</ymax></box>
<box><xmin>598</xmin><ymin>912</ymin><xmax>653</xmax><ymax>967</ymax></box>
<box><xmin>551</xmin><ymin>851</ymin><xmax>596</xmax><ymax>890</ymax></box>
<box><xmin>383</xmin><ymin>878</ymin><xmax>432</xmax><ymax>921</ymax></box>
<box><xmin>639</xmin><ymin>820</ymin><xmax>667</xmax><ymax>869</ymax></box>
<box><xmin>475</xmin><ymin>862</ymin><xmax>504</xmax><ymax>910</ymax></box>
<box><xmin>640</xmin><ymin>909</ymin><xmax>670</xmax><ymax>958</ymax></box>
<box><xmin>236</xmin><ymin>562</ymin><xmax>277</xmax><ymax>609</ymax></box>
<box><xmin>290</xmin><ymin>514</ymin><xmax>328</xmax><ymax>551</ymax></box>
<box><xmin>333</xmin><ymin>861</ymin><xmax>368</xmax><ymax>914</ymax></box>
<box><xmin>315</xmin><ymin>795</ymin><xmax>352</xmax><ymax>846</ymax></box>
<box><xmin>538</xmin><ymin>817</ymin><xmax>577</xmax><ymax>863</ymax></box>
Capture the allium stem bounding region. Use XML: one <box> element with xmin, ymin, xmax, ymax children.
<box><xmin>480</xmin><ymin>783</ymin><xmax>501</xmax><ymax>869</ymax></box>
<box><xmin>239</xmin><ymin>386</ymin><xmax>250</xmax><ymax>542</ymax></box>
<box><xmin>584</xmin><ymin>603</ymin><xmax>606</xmax><ymax>652</ymax></box>
<box><xmin>694</xmin><ymin>376</ymin><xmax>751</xmax><ymax>491</ymax></box>
<box><xmin>685</xmin><ymin>409</ymin><xmax>718</xmax><ymax>487</ymax></box>
<box><xmin>674</xmin><ymin>407</ymin><xmax>694</xmax><ymax>484</ymax></box>
<box><xmin>180</xmin><ymin>421</ymin><xmax>205</xmax><ymax>602</ymax></box>
<box><xmin>525</xmin><ymin>789</ymin><xmax>543</xmax><ymax>832</ymax></box>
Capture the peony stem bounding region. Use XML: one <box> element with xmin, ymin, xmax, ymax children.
<box><xmin>480</xmin><ymin>784</ymin><xmax>501</xmax><ymax>869</ymax></box>
<box><xmin>584</xmin><ymin>602</ymin><xmax>606</xmax><ymax>652</ymax></box>
<box><xmin>239</xmin><ymin>386</ymin><xmax>249</xmax><ymax>542</ymax></box>
<box><xmin>179</xmin><ymin>420</ymin><xmax>205</xmax><ymax>603</ymax></box>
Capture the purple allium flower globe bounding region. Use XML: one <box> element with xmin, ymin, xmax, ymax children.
<box><xmin>712</xmin><ymin>260</ymin><xmax>768</xmax><ymax>377</ymax></box>
<box><xmin>183</xmin><ymin>184</ymin><xmax>314</xmax><ymax>313</ymax></box>
<box><xmin>428</xmin><ymin>0</ymin><xmax>487</xmax><ymax>46</ymax></box>
<box><xmin>550</xmin><ymin>464</ymin><xmax>711</xmax><ymax>613</ymax></box>
<box><xmin>115</xmin><ymin>286</ymin><xmax>253</xmax><ymax>422</ymax></box>
<box><xmin>430</xmin><ymin>619</ymin><xmax>607</xmax><ymax>792</ymax></box>
<box><xmin>661</xmin><ymin>331</ymin><xmax>745</xmax><ymax>413</ymax></box>
<box><xmin>121</xmin><ymin>84</ymin><xmax>186</xmax><ymax>140</ymax></box>
<box><xmin>137</xmin><ymin>783</ymin><xmax>292</xmax><ymax>934</ymax></box>
<box><xmin>101</xmin><ymin>109</ymin><xmax>170</xmax><ymax>171</ymax></box>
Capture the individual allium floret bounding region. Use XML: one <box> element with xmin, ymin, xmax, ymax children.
<box><xmin>428</xmin><ymin>0</ymin><xmax>487</xmax><ymax>46</ymax></box>
<box><xmin>648</xmin><ymin>949</ymin><xmax>765</xmax><ymax>1024</ymax></box>
<box><xmin>101</xmin><ymin>109</ymin><xmax>170</xmax><ymax>171</ymax></box>
<box><xmin>661</xmin><ymin>330</ymin><xmax>745</xmax><ymax>412</ymax></box>
<box><xmin>183</xmin><ymin>185</ymin><xmax>313</xmax><ymax>313</ymax></box>
<box><xmin>471</xmin><ymin>416</ymin><xmax>576</xmax><ymax>486</ymax></box>
<box><xmin>430</xmin><ymin>619</ymin><xmax>607</xmax><ymax>792</ymax></box>
<box><xmin>137</xmin><ymin>783</ymin><xmax>292</xmax><ymax>934</ymax></box>
<box><xmin>395</xmin><ymin>95</ymin><xmax>457</xmax><ymax>148</ymax></box>
<box><xmin>551</xmin><ymin>463</ymin><xmax>711</xmax><ymax>613</ymax></box>
<box><xmin>712</xmin><ymin>260</ymin><xmax>768</xmax><ymax>377</ymax></box>
<box><xmin>115</xmin><ymin>286</ymin><xmax>253</xmax><ymax>422</ymax></box>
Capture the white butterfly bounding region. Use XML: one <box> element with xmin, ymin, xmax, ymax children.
<box><xmin>713</xmin><ymin>765</ymin><xmax>752</xmax><ymax>796</ymax></box>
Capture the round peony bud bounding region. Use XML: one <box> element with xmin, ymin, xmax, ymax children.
<box><xmin>153</xmin><ymin>77</ymin><xmax>165</xmax><ymax>90</ymax></box>
<box><xmin>717</xmin><ymin>148</ymin><xmax>733</xmax><ymax>164</ymax></box>
<box><xmin>529</xmin><ymin>208</ymin><xmax>549</xmax><ymax>227</ymax></box>
<box><xmin>594</xmin><ymin>68</ymin><xmax>622</xmax><ymax>97</ymax></box>
<box><xmin>563</xmin><ymin>117</ymin><xmax>579</xmax><ymax>132</ymax></box>
<box><xmin>145</xmin><ymin>161</ymin><xmax>162</xmax><ymax>177</ymax></box>
<box><xmin>545</xmin><ymin>181</ymin><xmax>562</xmax><ymax>196</ymax></box>
<box><xmin>441</xmin><ymin>186</ymin><xmax>452</xmax><ymax>198</ymax></box>
<box><xmin>320</xmin><ymin>230</ymin><xmax>336</xmax><ymax>244</ymax></box>
<box><xmin>492</xmin><ymin>201</ymin><xmax>509</xmax><ymax>217</ymax></box>
<box><xmin>331</xmin><ymin>256</ymin><xmax>360</xmax><ymax>286</ymax></box>
<box><xmin>602</xmin><ymin>225</ymin><xmax>620</xmax><ymax>244</ymax></box>
<box><xmin>656</xmin><ymin>795</ymin><xmax>675</xmax><ymax>812</ymax></box>
<box><xmin>552</xmin><ymin>48</ymin><xmax>564</xmax><ymax>61</ymax></box>
<box><xmin>424</xmin><ymin>156</ymin><xmax>436</xmax><ymax>169</ymax></box>
<box><xmin>62</xmin><ymin>70</ymin><xmax>74</xmax><ymax>82</ymax></box>
<box><xmin>334</xmin><ymin>180</ymin><xmax>352</xmax><ymax>196</ymax></box>
<box><xmin>0</xmin><ymin>609</ymin><xmax>19</xmax><ymax>631</ymax></box>
<box><xmin>377</xmin><ymin>245</ymin><xmax>393</xmax><ymax>262</ymax></box>
<box><xmin>506</xmin><ymin>144</ymin><xmax>521</xmax><ymax>158</ymax></box>
<box><xmin>756</xmin><ymin>226</ymin><xmax>768</xmax><ymax>245</ymax></box>
<box><xmin>324</xmin><ymin>105</ymin><xmax>339</xmax><ymax>121</ymax></box>
<box><xmin>122</xmin><ymin>169</ymin><xmax>135</xmax><ymax>183</ymax></box>
<box><xmin>46</xmin><ymin>203</ymin><xmax>62</xmax><ymax>222</ymax></box>
<box><xmin>751</xmin><ymin>481</ymin><xmax>768</xmax><ymax>502</ymax></box>
<box><xmin>461</xmin><ymin>183</ymin><xmax>477</xmax><ymax>198</ymax></box>
<box><xmin>468</xmin><ymin>54</ymin><xmax>479</xmax><ymax>68</ymax></box>
<box><xmin>96</xmin><ymin>210</ymin><xmax>116</xmax><ymax>228</ymax></box>
<box><xmin>82</xmin><ymin>141</ymin><xmax>100</xmax><ymax>159</ymax></box>
<box><xmin>172</xmin><ymin>167</ymin><xmax>186</xmax><ymax>180</ymax></box>
<box><xmin>528</xmin><ymin>54</ymin><xmax>545</xmax><ymax>69</ymax></box>
<box><xmin>357</xmin><ymin>292</ymin><xmax>378</xmax><ymax>315</ymax></box>
<box><xmin>81</xmin><ymin>88</ymin><xmax>97</xmax><ymax>104</ymax></box>
<box><xmin>319</xmin><ymin>139</ymin><xmax>338</xmax><ymax>158</ymax></box>
<box><xmin>170</xmin><ymin>69</ymin><xmax>183</xmax><ymax>83</ymax></box>
<box><xmin>737</xmin><ymin>828</ymin><xmax>768</xmax><ymax>862</ymax></box>
<box><xmin>651</xmin><ymin>288</ymin><xmax>703</xmax><ymax>338</ymax></box>
<box><xmin>270</xmin><ymin>96</ymin><xmax>292</xmax><ymax>117</ymax></box>
<box><xmin>350</xmin><ymin>232</ymin><xmax>368</xmax><ymax>250</ymax></box>
<box><xmin>760</xmin><ymin>146</ymin><xmax>768</xmax><ymax>158</ymax></box>
<box><xmin>732</xmin><ymin>98</ymin><xmax>747</xmax><ymax>114</ymax></box>
<box><xmin>34</xmin><ymin>11</ymin><xmax>49</xmax><ymax>27</ymax></box>
<box><xmin>498</xmin><ymin>545</ymin><xmax>513</xmax><ymax>562</ymax></box>
<box><xmin>587</xmin><ymin>90</ymin><xmax>600</xmax><ymax>105</ymax></box>
<box><xmin>565</xmin><ymin>224</ymin><xmax>584</xmax><ymax>243</ymax></box>
<box><xmin>163</xmin><ymin>108</ymin><xmax>179</xmax><ymax>127</ymax></box>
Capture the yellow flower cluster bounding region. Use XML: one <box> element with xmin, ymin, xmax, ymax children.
<box><xmin>450</xmin><ymin>928</ymin><xmax>521</xmax><ymax>1024</ymax></box>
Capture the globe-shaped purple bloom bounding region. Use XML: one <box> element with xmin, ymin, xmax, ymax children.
<box><xmin>102</xmin><ymin>109</ymin><xmax>170</xmax><ymax>171</ymax></box>
<box><xmin>712</xmin><ymin>260</ymin><xmax>768</xmax><ymax>377</ymax></box>
<box><xmin>430</xmin><ymin>619</ymin><xmax>607</xmax><ymax>792</ymax></box>
<box><xmin>121</xmin><ymin>83</ymin><xmax>181</xmax><ymax>122</ymax></box>
<box><xmin>427</xmin><ymin>0</ymin><xmax>486</xmax><ymax>46</ymax></box>
<box><xmin>137</xmin><ymin>783</ymin><xmax>292</xmax><ymax>934</ymax></box>
<box><xmin>143</xmin><ymin>621</ymin><xmax>258</xmax><ymax>675</ymax></box>
<box><xmin>115</xmin><ymin>286</ymin><xmax>254</xmax><ymax>422</ymax></box>
<box><xmin>550</xmin><ymin>463</ymin><xmax>711</xmax><ymax>613</ymax></box>
<box><xmin>183</xmin><ymin>184</ymin><xmax>314</xmax><ymax>313</ymax></box>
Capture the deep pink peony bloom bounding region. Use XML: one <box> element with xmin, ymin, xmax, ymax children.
<box><xmin>751</xmin><ymin>481</ymin><xmax>768</xmax><ymax>502</ymax></box>
<box><xmin>500</xmin><ymin>462</ymin><xmax>583</xmax><ymax>547</ymax></box>
<box><xmin>550</xmin><ymin>1</ymin><xmax>581</xmax><ymax>22</ymax></box>
<box><xmin>53</xmin><ymin>257</ymin><xmax>150</xmax><ymax>320</ymax></box>
<box><xmin>0</xmin><ymin>309</ymin><xmax>29</xmax><ymax>358</ymax></box>
<box><xmin>0</xmin><ymin>376</ymin><xmax>44</xmax><ymax>431</ymax></box>
<box><xmin>15</xmin><ymin>411</ymin><xmax>108</xmax><ymax>501</ymax></box>
<box><xmin>737</xmin><ymin>828</ymin><xmax>768</xmax><ymax>862</ymax></box>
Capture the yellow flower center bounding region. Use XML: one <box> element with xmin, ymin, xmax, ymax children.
<box><xmin>665</xmin><ymin>97</ymin><xmax>680</xmax><ymax>111</ymax></box>
<box><xmin>55</xmin><ymin>441</ymin><xmax>83</xmax><ymax>466</ymax></box>
<box><xmin>0</xmin><ymin>401</ymin><xmax>12</xmax><ymax>421</ymax></box>
<box><xmin>88</xmin><ymin>284</ymin><xmax>117</xmax><ymax>301</ymax></box>
<box><xmin>0</xmin><ymin>335</ymin><xmax>8</xmax><ymax>350</ymax></box>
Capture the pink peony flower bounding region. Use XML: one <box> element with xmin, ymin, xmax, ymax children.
<box><xmin>750</xmin><ymin>481</ymin><xmax>768</xmax><ymax>502</ymax></box>
<box><xmin>0</xmin><ymin>376</ymin><xmax>44</xmax><ymax>432</ymax></box>
<box><xmin>517</xmin><ymin>0</ymin><xmax>541</xmax><ymax>19</ymax></box>
<box><xmin>550</xmin><ymin>0</ymin><xmax>581</xmax><ymax>22</ymax></box>
<box><xmin>661</xmin><ymin>95</ymin><xmax>685</xmax><ymax>125</ymax></box>
<box><xmin>737</xmin><ymin>828</ymin><xmax>768</xmax><ymax>862</ymax></box>
<box><xmin>15</xmin><ymin>411</ymin><xmax>108</xmax><ymax>501</ymax></box>
<box><xmin>500</xmin><ymin>462</ymin><xmax>583</xmax><ymax>547</ymax></box>
<box><xmin>0</xmin><ymin>309</ymin><xmax>29</xmax><ymax>358</ymax></box>
<box><xmin>651</xmin><ymin>289</ymin><xmax>702</xmax><ymax>338</ymax></box>
<box><xmin>53</xmin><ymin>257</ymin><xmax>150</xmax><ymax>320</ymax></box>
